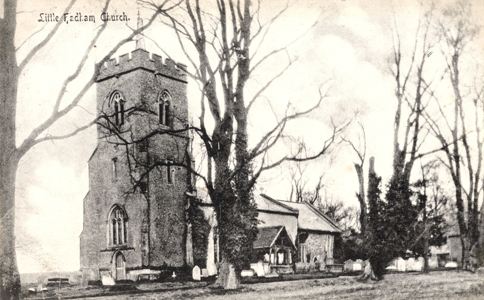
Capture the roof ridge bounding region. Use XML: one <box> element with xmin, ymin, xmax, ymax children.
<box><xmin>258</xmin><ymin>225</ymin><xmax>284</xmax><ymax>229</ymax></box>
<box><xmin>259</xmin><ymin>194</ymin><xmax>299</xmax><ymax>213</ymax></box>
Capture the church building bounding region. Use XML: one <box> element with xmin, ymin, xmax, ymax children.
<box><xmin>80</xmin><ymin>22</ymin><xmax>341</xmax><ymax>283</ymax></box>
<box><xmin>79</xmin><ymin>32</ymin><xmax>194</xmax><ymax>282</ymax></box>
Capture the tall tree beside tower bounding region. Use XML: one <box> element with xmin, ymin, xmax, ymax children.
<box><xmin>0</xmin><ymin>0</ymin><xmax>172</xmax><ymax>298</ymax></box>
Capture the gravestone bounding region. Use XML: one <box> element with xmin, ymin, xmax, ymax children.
<box><xmin>192</xmin><ymin>265</ymin><xmax>201</xmax><ymax>281</ymax></box>
<box><xmin>407</xmin><ymin>257</ymin><xmax>416</xmax><ymax>271</ymax></box>
<box><xmin>354</xmin><ymin>259</ymin><xmax>363</xmax><ymax>271</ymax></box>
<box><xmin>396</xmin><ymin>257</ymin><xmax>406</xmax><ymax>272</ymax></box>
<box><xmin>415</xmin><ymin>257</ymin><xmax>424</xmax><ymax>271</ymax></box>
<box><xmin>344</xmin><ymin>259</ymin><xmax>354</xmax><ymax>272</ymax></box>
<box><xmin>201</xmin><ymin>268</ymin><xmax>209</xmax><ymax>278</ymax></box>
<box><xmin>429</xmin><ymin>255</ymin><xmax>438</xmax><ymax>269</ymax></box>
<box><xmin>241</xmin><ymin>269</ymin><xmax>255</xmax><ymax>277</ymax></box>
<box><xmin>207</xmin><ymin>261</ymin><xmax>217</xmax><ymax>276</ymax></box>
<box><xmin>101</xmin><ymin>274</ymin><xmax>115</xmax><ymax>286</ymax></box>
<box><xmin>251</xmin><ymin>261</ymin><xmax>265</xmax><ymax>276</ymax></box>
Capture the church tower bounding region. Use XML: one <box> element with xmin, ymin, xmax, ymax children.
<box><xmin>80</xmin><ymin>28</ymin><xmax>192</xmax><ymax>282</ymax></box>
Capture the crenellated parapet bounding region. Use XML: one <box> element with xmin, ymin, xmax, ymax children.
<box><xmin>96</xmin><ymin>48</ymin><xmax>187</xmax><ymax>83</ymax></box>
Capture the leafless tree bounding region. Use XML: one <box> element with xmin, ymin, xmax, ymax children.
<box><xmin>288</xmin><ymin>162</ymin><xmax>325</xmax><ymax>205</ymax></box>
<box><xmin>387</xmin><ymin>7</ymin><xmax>438</xmax><ymax>198</ymax></box>
<box><xmin>0</xmin><ymin>0</ymin><xmax>176</xmax><ymax>298</ymax></box>
<box><xmin>286</xmin><ymin>161</ymin><xmax>356</xmax><ymax>231</ymax></box>
<box><xmin>342</xmin><ymin>122</ymin><xmax>368</xmax><ymax>234</ymax></box>
<box><xmin>423</xmin><ymin>1</ymin><xmax>483</xmax><ymax>269</ymax></box>
<box><xmin>132</xmin><ymin>0</ymin><xmax>348</xmax><ymax>289</ymax></box>
<box><xmin>413</xmin><ymin>159</ymin><xmax>450</xmax><ymax>273</ymax></box>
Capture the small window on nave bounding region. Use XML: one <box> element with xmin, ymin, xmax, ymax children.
<box><xmin>108</xmin><ymin>205</ymin><xmax>128</xmax><ymax>246</ymax></box>
<box><xmin>158</xmin><ymin>91</ymin><xmax>171</xmax><ymax>126</ymax></box>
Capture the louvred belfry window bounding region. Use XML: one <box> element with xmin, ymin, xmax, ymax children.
<box><xmin>110</xmin><ymin>91</ymin><xmax>125</xmax><ymax>126</ymax></box>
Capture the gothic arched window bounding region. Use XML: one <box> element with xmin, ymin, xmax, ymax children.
<box><xmin>158</xmin><ymin>91</ymin><xmax>171</xmax><ymax>126</ymax></box>
<box><xmin>110</xmin><ymin>91</ymin><xmax>125</xmax><ymax>126</ymax></box>
<box><xmin>108</xmin><ymin>205</ymin><xmax>128</xmax><ymax>246</ymax></box>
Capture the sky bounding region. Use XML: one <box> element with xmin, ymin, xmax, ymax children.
<box><xmin>10</xmin><ymin>0</ymin><xmax>484</xmax><ymax>273</ymax></box>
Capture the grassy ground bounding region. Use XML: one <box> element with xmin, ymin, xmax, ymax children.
<box><xmin>25</xmin><ymin>270</ymin><xmax>484</xmax><ymax>299</ymax></box>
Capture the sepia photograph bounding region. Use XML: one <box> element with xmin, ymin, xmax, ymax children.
<box><xmin>1</xmin><ymin>0</ymin><xmax>484</xmax><ymax>299</ymax></box>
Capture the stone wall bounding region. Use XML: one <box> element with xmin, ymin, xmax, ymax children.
<box><xmin>299</xmin><ymin>232</ymin><xmax>335</xmax><ymax>264</ymax></box>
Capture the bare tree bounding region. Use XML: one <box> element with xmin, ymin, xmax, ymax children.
<box><xmin>0</xmin><ymin>0</ymin><xmax>175</xmax><ymax>297</ymax></box>
<box><xmin>130</xmin><ymin>0</ymin><xmax>349</xmax><ymax>289</ymax></box>
<box><xmin>288</xmin><ymin>162</ymin><xmax>324</xmax><ymax>205</ymax></box>
<box><xmin>286</xmin><ymin>161</ymin><xmax>356</xmax><ymax>230</ymax></box>
<box><xmin>382</xmin><ymin>5</ymin><xmax>443</xmax><ymax>261</ymax></box>
<box><xmin>388</xmin><ymin>7</ymin><xmax>437</xmax><ymax>199</ymax></box>
<box><xmin>423</xmin><ymin>1</ymin><xmax>483</xmax><ymax>269</ymax></box>
<box><xmin>343</xmin><ymin>122</ymin><xmax>368</xmax><ymax>234</ymax></box>
<box><xmin>412</xmin><ymin>160</ymin><xmax>449</xmax><ymax>273</ymax></box>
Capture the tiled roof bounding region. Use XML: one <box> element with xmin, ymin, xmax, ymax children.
<box><xmin>253</xmin><ymin>226</ymin><xmax>283</xmax><ymax>249</ymax></box>
<box><xmin>278</xmin><ymin>201</ymin><xmax>341</xmax><ymax>233</ymax></box>
<box><xmin>256</xmin><ymin>194</ymin><xmax>298</xmax><ymax>215</ymax></box>
<box><xmin>253</xmin><ymin>226</ymin><xmax>295</xmax><ymax>249</ymax></box>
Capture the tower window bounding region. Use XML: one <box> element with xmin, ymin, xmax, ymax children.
<box><xmin>112</xmin><ymin>158</ymin><xmax>118</xmax><ymax>180</ymax></box>
<box><xmin>108</xmin><ymin>205</ymin><xmax>128</xmax><ymax>246</ymax></box>
<box><xmin>110</xmin><ymin>91</ymin><xmax>125</xmax><ymax>126</ymax></box>
<box><xmin>166</xmin><ymin>160</ymin><xmax>174</xmax><ymax>184</ymax></box>
<box><xmin>158</xmin><ymin>91</ymin><xmax>171</xmax><ymax>126</ymax></box>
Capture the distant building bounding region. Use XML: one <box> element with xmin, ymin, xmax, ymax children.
<box><xmin>429</xmin><ymin>226</ymin><xmax>463</xmax><ymax>267</ymax></box>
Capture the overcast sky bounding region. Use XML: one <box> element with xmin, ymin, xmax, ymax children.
<box><xmin>11</xmin><ymin>0</ymin><xmax>484</xmax><ymax>273</ymax></box>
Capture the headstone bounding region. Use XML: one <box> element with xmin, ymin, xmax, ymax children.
<box><xmin>415</xmin><ymin>257</ymin><xmax>424</xmax><ymax>271</ymax></box>
<box><xmin>201</xmin><ymin>268</ymin><xmax>209</xmax><ymax>278</ymax></box>
<box><xmin>251</xmin><ymin>261</ymin><xmax>265</xmax><ymax>276</ymax></box>
<box><xmin>207</xmin><ymin>261</ymin><xmax>217</xmax><ymax>276</ymax></box>
<box><xmin>386</xmin><ymin>258</ymin><xmax>397</xmax><ymax>271</ymax></box>
<box><xmin>407</xmin><ymin>257</ymin><xmax>416</xmax><ymax>271</ymax></box>
<box><xmin>429</xmin><ymin>256</ymin><xmax>438</xmax><ymax>269</ymax></box>
<box><xmin>241</xmin><ymin>269</ymin><xmax>255</xmax><ymax>277</ymax></box>
<box><xmin>344</xmin><ymin>259</ymin><xmax>354</xmax><ymax>272</ymax></box>
<box><xmin>101</xmin><ymin>274</ymin><xmax>115</xmax><ymax>286</ymax></box>
<box><xmin>263</xmin><ymin>262</ymin><xmax>271</xmax><ymax>275</ymax></box>
<box><xmin>353</xmin><ymin>259</ymin><xmax>363</xmax><ymax>271</ymax></box>
<box><xmin>396</xmin><ymin>257</ymin><xmax>406</xmax><ymax>272</ymax></box>
<box><xmin>192</xmin><ymin>266</ymin><xmax>201</xmax><ymax>281</ymax></box>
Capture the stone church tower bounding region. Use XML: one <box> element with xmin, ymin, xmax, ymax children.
<box><xmin>79</xmin><ymin>34</ymin><xmax>193</xmax><ymax>282</ymax></box>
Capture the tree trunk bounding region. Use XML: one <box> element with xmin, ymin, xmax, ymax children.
<box><xmin>211</xmin><ymin>144</ymin><xmax>243</xmax><ymax>290</ymax></box>
<box><xmin>0</xmin><ymin>159</ymin><xmax>20</xmax><ymax>300</ymax></box>
<box><xmin>423</xmin><ymin>233</ymin><xmax>429</xmax><ymax>273</ymax></box>
<box><xmin>215</xmin><ymin>259</ymin><xmax>240</xmax><ymax>290</ymax></box>
<box><xmin>358</xmin><ymin>260</ymin><xmax>378</xmax><ymax>281</ymax></box>
<box><xmin>1</xmin><ymin>0</ymin><xmax>20</xmax><ymax>296</ymax></box>
<box><xmin>354</xmin><ymin>163</ymin><xmax>367</xmax><ymax>234</ymax></box>
<box><xmin>461</xmin><ymin>235</ymin><xmax>471</xmax><ymax>270</ymax></box>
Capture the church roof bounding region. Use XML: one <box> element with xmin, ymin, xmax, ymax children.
<box><xmin>277</xmin><ymin>201</ymin><xmax>341</xmax><ymax>234</ymax></box>
<box><xmin>253</xmin><ymin>226</ymin><xmax>295</xmax><ymax>250</ymax></box>
<box><xmin>256</xmin><ymin>194</ymin><xmax>298</xmax><ymax>215</ymax></box>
